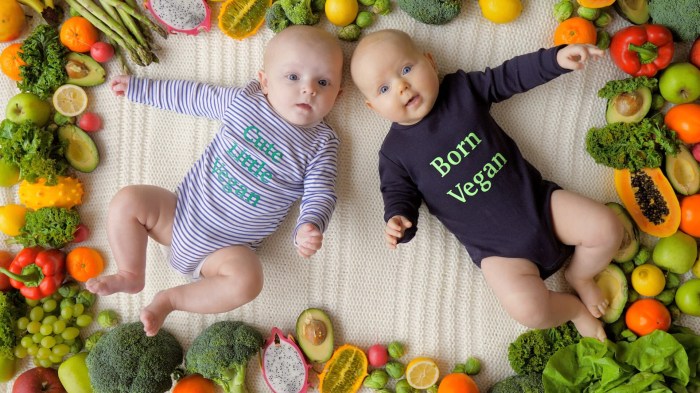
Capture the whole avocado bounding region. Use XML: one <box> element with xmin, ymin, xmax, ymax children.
<box><xmin>397</xmin><ymin>0</ymin><xmax>461</xmax><ymax>25</ymax></box>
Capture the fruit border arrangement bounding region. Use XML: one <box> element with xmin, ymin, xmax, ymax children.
<box><xmin>1</xmin><ymin>0</ymin><xmax>700</xmax><ymax>392</ymax></box>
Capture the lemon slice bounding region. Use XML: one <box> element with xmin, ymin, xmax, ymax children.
<box><xmin>52</xmin><ymin>84</ymin><xmax>88</xmax><ymax>117</ymax></box>
<box><xmin>405</xmin><ymin>357</ymin><xmax>440</xmax><ymax>389</ymax></box>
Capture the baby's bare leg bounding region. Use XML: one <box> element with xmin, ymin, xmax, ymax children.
<box><xmin>550</xmin><ymin>190</ymin><xmax>623</xmax><ymax>318</ymax></box>
<box><xmin>140</xmin><ymin>245</ymin><xmax>263</xmax><ymax>336</ymax></box>
<box><xmin>86</xmin><ymin>185</ymin><xmax>176</xmax><ymax>296</ymax></box>
<box><xmin>482</xmin><ymin>256</ymin><xmax>606</xmax><ymax>341</ymax></box>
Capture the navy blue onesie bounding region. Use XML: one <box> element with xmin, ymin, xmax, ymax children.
<box><xmin>379</xmin><ymin>47</ymin><xmax>575</xmax><ymax>279</ymax></box>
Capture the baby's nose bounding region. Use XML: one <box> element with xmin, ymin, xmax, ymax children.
<box><xmin>302</xmin><ymin>83</ymin><xmax>317</xmax><ymax>96</ymax></box>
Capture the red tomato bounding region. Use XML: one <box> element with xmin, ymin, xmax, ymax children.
<box><xmin>0</xmin><ymin>250</ymin><xmax>13</xmax><ymax>291</ymax></box>
<box><xmin>78</xmin><ymin>112</ymin><xmax>102</xmax><ymax>132</ymax></box>
<box><xmin>90</xmin><ymin>41</ymin><xmax>114</xmax><ymax>63</ymax></box>
<box><xmin>72</xmin><ymin>224</ymin><xmax>90</xmax><ymax>243</ymax></box>
<box><xmin>681</xmin><ymin>194</ymin><xmax>700</xmax><ymax>237</ymax></box>
<box><xmin>665</xmin><ymin>103</ymin><xmax>700</xmax><ymax>144</ymax></box>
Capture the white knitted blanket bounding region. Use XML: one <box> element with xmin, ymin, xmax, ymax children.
<box><xmin>1</xmin><ymin>1</ymin><xmax>697</xmax><ymax>391</ymax></box>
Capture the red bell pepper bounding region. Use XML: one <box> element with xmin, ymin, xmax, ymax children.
<box><xmin>610</xmin><ymin>24</ymin><xmax>674</xmax><ymax>77</ymax></box>
<box><xmin>0</xmin><ymin>247</ymin><xmax>65</xmax><ymax>300</ymax></box>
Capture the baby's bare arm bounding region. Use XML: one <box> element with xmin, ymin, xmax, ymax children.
<box><xmin>385</xmin><ymin>215</ymin><xmax>413</xmax><ymax>249</ymax></box>
<box><xmin>557</xmin><ymin>44</ymin><xmax>605</xmax><ymax>70</ymax></box>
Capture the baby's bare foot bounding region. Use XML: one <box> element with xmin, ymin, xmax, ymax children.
<box><xmin>140</xmin><ymin>293</ymin><xmax>173</xmax><ymax>337</ymax></box>
<box><xmin>566</xmin><ymin>272</ymin><xmax>608</xmax><ymax>318</ymax></box>
<box><xmin>573</xmin><ymin>313</ymin><xmax>607</xmax><ymax>342</ymax></box>
<box><xmin>85</xmin><ymin>271</ymin><xmax>144</xmax><ymax>296</ymax></box>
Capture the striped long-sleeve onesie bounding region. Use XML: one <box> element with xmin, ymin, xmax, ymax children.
<box><xmin>128</xmin><ymin>78</ymin><xmax>339</xmax><ymax>276</ymax></box>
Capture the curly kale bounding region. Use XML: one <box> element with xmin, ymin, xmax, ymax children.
<box><xmin>17</xmin><ymin>24</ymin><xmax>67</xmax><ymax>100</ymax></box>
<box><xmin>0</xmin><ymin>119</ymin><xmax>68</xmax><ymax>185</ymax></box>
<box><xmin>508</xmin><ymin>322</ymin><xmax>581</xmax><ymax>375</ymax></box>
<box><xmin>488</xmin><ymin>373</ymin><xmax>544</xmax><ymax>393</ymax></box>
<box><xmin>585</xmin><ymin>116</ymin><xmax>679</xmax><ymax>171</ymax></box>
<box><xmin>11</xmin><ymin>207</ymin><xmax>80</xmax><ymax>249</ymax></box>
<box><xmin>185</xmin><ymin>320</ymin><xmax>263</xmax><ymax>393</ymax></box>
<box><xmin>397</xmin><ymin>0</ymin><xmax>461</xmax><ymax>25</ymax></box>
<box><xmin>86</xmin><ymin>322</ymin><xmax>183</xmax><ymax>393</ymax></box>
<box><xmin>280</xmin><ymin>0</ymin><xmax>320</xmax><ymax>25</ymax></box>
<box><xmin>648</xmin><ymin>0</ymin><xmax>700</xmax><ymax>42</ymax></box>
<box><xmin>598</xmin><ymin>76</ymin><xmax>658</xmax><ymax>99</ymax></box>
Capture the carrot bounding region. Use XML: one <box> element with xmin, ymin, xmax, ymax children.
<box><xmin>66</xmin><ymin>246</ymin><xmax>105</xmax><ymax>282</ymax></box>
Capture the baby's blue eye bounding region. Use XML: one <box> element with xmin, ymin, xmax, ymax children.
<box><xmin>287</xmin><ymin>74</ymin><xmax>299</xmax><ymax>81</ymax></box>
<box><xmin>379</xmin><ymin>85</ymin><xmax>389</xmax><ymax>94</ymax></box>
<box><xmin>318</xmin><ymin>79</ymin><xmax>329</xmax><ymax>87</ymax></box>
<box><xmin>402</xmin><ymin>66</ymin><xmax>412</xmax><ymax>75</ymax></box>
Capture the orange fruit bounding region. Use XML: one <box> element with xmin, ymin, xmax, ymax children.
<box><xmin>553</xmin><ymin>16</ymin><xmax>597</xmax><ymax>46</ymax></box>
<box><xmin>681</xmin><ymin>194</ymin><xmax>700</xmax><ymax>237</ymax></box>
<box><xmin>625</xmin><ymin>298</ymin><xmax>671</xmax><ymax>336</ymax></box>
<box><xmin>0</xmin><ymin>0</ymin><xmax>25</xmax><ymax>42</ymax></box>
<box><xmin>325</xmin><ymin>0</ymin><xmax>359</xmax><ymax>27</ymax></box>
<box><xmin>66</xmin><ymin>247</ymin><xmax>105</xmax><ymax>282</ymax></box>
<box><xmin>438</xmin><ymin>373</ymin><xmax>481</xmax><ymax>393</ymax></box>
<box><xmin>60</xmin><ymin>16</ymin><xmax>99</xmax><ymax>52</ymax></box>
<box><xmin>217</xmin><ymin>0</ymin><xmax>270</xmax><ymax>40</ymax></box>
<box><xmin>0</xmin><ymin>43</ymin><xmax>25</xmax><ymax>81</ymax></box>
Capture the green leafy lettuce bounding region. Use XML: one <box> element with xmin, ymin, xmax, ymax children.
<box><xmin>11</xmin><ymin>207</ymin><xmax>80</xmax><ymax>249</ymax></box>
<box><xmin>598</xmin><ymin>76</ymin><xmax>658</xmax><ymax>100</ymax></box>
<box><xmin>18</xmin><ymin>24</ymin><xmax>67</xmax><ymax>100</ymax></box>
<box><xmin>0</xmin><ymin>119</ymin><xmax>68</xmax><ymax>185</ymax></box>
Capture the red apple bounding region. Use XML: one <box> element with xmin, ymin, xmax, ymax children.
<box><xmin>12</xmin><ymin>367</ymin><xmax>66</xmax><ymax>393</ymax></box>
<box><xmin>691</xmin><ymin>37</ymin><xmax>700</xmax><ymax>69</ymax></box>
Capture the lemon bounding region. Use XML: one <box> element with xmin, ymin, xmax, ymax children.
<box><xmin>406</xmin><ymin>357</ymin><xmax>440</xmax><ymax>389</ymax></box>
<box><xmin>478</xmin><ymin>0</ymin><xmax>523</xmax><ymax>24</ymax></box>
<box><xmin>631</xmin><ymin>264</ymin><xmax>666</xmax><ymax>297</ymax></box>
<box><xmin>0</xmin><ymin>204</ymin><xmax>27</xmax><ymax>237</ymax></box>
<box><xmin>325</xmin><ymin>0</ymin><xmax>359</xmax><ymax>27</ymax></box>
<box><xmin>53</xmin><ymin>84</ymin><xmax>88</xmax><ymax>117</ymax></box>
<box><xmin>218</xmin><ymin>0</ymin><xmax>270</xmax><ymax>40</ymax></box>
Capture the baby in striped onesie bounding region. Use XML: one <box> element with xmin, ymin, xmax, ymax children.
<box><xmin>86</xmin><ymin>25</ymin><xmax>344</xmax><ymax>336</ymax></box>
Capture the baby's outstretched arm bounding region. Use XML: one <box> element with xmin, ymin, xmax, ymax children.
<box><xmin>385</xmin><ymin>215</ymin><xmax>413</xmax><ymax>250</ymax></box>
<box><xmin>295</xmin><ymin>223</ymin><xmax>323</xmax><ymax>258</ymax></box>
<box><xmin>110</xmin><ymin>75</ymin><xmax>130</xmax><ymax>96</ymax></box>
<box><xmin>557</xmin><ymin>44</ymin><xmax>605</xmax><ymax>70</ymax></box>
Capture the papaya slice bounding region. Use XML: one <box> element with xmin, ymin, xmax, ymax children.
<box><xmin>614</xmin><ymin>167</ymin><xmax>680</xmax><ymax>238</ymax></box>
<box><xmin>318</xmin><ymin>344</ymin><xmax>368</xmax><ymax>393</ymax></box>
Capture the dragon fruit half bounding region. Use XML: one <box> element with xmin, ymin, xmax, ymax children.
<box><xmin>144</xmin><ymin>0</ymin><xmax>211</xmax><ymax>35</ymax></box>
<box><xmin>261</xmin><ymin>327</ymin><xmax>310</xmax><ymax>393</ymax></box>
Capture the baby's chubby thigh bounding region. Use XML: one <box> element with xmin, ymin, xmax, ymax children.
<box><xmin>198</xmin><ymin>245</ymin><xmax>264</xmax><ymax>307</ymax></box>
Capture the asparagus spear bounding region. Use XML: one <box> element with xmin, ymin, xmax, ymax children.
<box><xmin>98</xmin><ymin>0</ymin><xmax>148</xmax><ymax>49</ymax></box>
<box><xmin>124</xmin><ymin>0</ymin><xmax>156</xmax><ymax>48</ymax></box>
<box><xmin>102</xmin><ymin>0</ymin><xmax>168</xmax><ymax>39</ymax></box>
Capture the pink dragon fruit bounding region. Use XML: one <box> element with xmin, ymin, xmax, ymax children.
<box><xmin>144</xmin><ymin>0</ymin><xmax>211</xmax><ymax>35</ymax></box>
<box><xmin>261</xmin><ymin>327</ymin><xmax>310</xmax><ymax>393</ymax></box>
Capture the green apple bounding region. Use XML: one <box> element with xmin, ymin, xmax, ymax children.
<box><xmin>652</xmin><ymin>230</ymin><xmax>698</xmax><ymax>274</ymax></box>
<box><xmin>5</xmin><ymin>92</ymin><xmax>51</xmax><ymax>126</ymax></box>
<box><xmin>675</xmin><ymin>278</ymin><xmax>700</xmax><ymax>316</ymax></box>
<box><xmin>0</xmin><ymin>160</ymin><xmax>20</xmax><ymax>187</ymax></box>
<box><xmin>659</xmin><ymin>62</ymin><xmax>700</xmax><ymax>104</ymax></box>
<box><xmin>58</xmin><ymin>352</ymin><xmax>93</xmax><ymax>393</ymax></box>
<box><xmin>692</xmin><ymin>247</ymin><xmax>700</xmax><ymax>278</ymax></box>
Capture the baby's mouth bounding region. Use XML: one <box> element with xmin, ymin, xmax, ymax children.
<box><xmin>296</xmin><ymin>103</ymin><xmax>312</xmax><ymax>111</ymax></box>
<box><xmin>405</xmin><ymin>95</ymin><xmax>420</xmax><ymax>107</ymax></box>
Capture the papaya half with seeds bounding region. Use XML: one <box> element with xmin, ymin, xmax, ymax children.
<box><xmin>614</xmin><ymin>167</ymin><xmax>680</xmax><ymax>238</ymax></box>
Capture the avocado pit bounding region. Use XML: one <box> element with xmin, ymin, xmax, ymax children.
<box><xmin>303</xmin><ymin>318</ymin><xmax>327</xmax><ymax>345</ymax></box>
<box><xmin>612</xmin><ymin>91</ymin><xmax>644</xmax><ymax>116</ymax></box>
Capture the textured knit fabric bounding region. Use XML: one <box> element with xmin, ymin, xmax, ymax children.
<box><xmin>127</xmin><ymin>77</ymin><xmax>339</xmax><ymax>275</ymax></box>
<box><xmin>379</xmin><ymin>47</ymin><xmax>574</xmax><ymax>276</ymax></box>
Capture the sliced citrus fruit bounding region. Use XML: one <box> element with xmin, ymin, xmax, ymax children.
<box><xmin>406</xmin><ymin>357</ymin><xmax>440</xmax><ymax>389</ymax></box>
<box><xmin>217</xmin><ymin>0</ymin><xmax>271</xmax><ymax>40</ymax></box>
<box><xmin>52</xmin><ymin>84</ymin><xmax>88</xmax><ymax>117</ymax></box>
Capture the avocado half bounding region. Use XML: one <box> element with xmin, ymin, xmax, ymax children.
<box><xmin>295</xmin><ymin>308</ymin><xmax>334</xmax><ymax>363</ymax></box>
<box><xmin>58</xmin><ymin>124</ymin><xmax>99</xmax><ymax>173</ymax></box>
<box><xmin>66</xmin><ymin>52</ymin><xmax>106</xmax><ymax>87</ymax></box>
<box><xmin>606</xmin><ymin>202</ymin><xmax>640</xmax><ymax>263</ymax></box>
<box><xmin>605</xmin><ymin>86</ymin><xmax>652</xmax><ymax>124</ymax></box>
<box><xmin>594</xmin><ymin>264</ymin><xmax>628</xmax><ymax>324</ymax></box>
<box><xmin>666</xmin><ymin>144</ymin><xmax>700</xmax><ymax>196</ymax></box>
<box><xmin>613</xmin><ymin>0</ymin><xmax>649</xmax><ymax>25</ymax></box>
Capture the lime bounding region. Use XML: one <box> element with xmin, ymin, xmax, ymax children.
<box><xmin>52</xmin><ymin>85</ymin><xmax>88</xmax><ymax>117</ymax></box>
<box><xmin>405</xmin><ymin>357</ymin><xmax>440</xmax><ymax>389</ymax></box>
<box><xmin>631</xmin><ymin>264</ymin><xmax>666</xmax><ymax>297</ymax></box>
<box><xmin>218</xmin><ymin>0</ymin><xmax>270</xmax><ymax>40</ymax></box>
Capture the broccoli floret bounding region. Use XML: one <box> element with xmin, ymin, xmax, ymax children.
<box><xmin>397</xmin><ymin>0</ymin><xmax>461</xmax><ymax>25</ymax></box>
<box><xmin>648</xmin><ymin>0</ymin><xmax>700</xmax><ymax>42</ymax></box>
<box><xmin>280</xmin><ymin>0</ymin><xmax>320</xmax><ymax>25</ymax></box>
<box><xmin>488</xmin><ymin>373</ymin><xmax>544</xmax><ymax>393</ymax></box>
<box><xmin>85</xmin><ymin>322</ymin><xmax>183</xmax><ymax>393</ymax></box>
<box><xmin>185</xmin><ymin>320</ymin><xmax>264</xmax><ymax>393</ymax></box>
<box><xmin>266</xmin><ymin>1</ymin><xmax>291</xmax><ymax>33</ymax></box>
<box><xmin>507</xmin><ymin>322</ymin><xmax>581</xmax><ymax>375</ymax></box>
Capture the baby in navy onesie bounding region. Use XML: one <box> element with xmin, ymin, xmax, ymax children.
<box><xmin>351</xmin><ymin>29</ymin><xmax>622</xmax><ymax>341</ymax></box>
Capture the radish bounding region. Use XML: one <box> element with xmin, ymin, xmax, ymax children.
<box><xmin>367</xmin><ymin>344</ymin><xmax>389</xmax><ymax>367</ymax></box>
<box><xmin>90</xmin><ymin>42</ymin><xmax>114</xmax><ymax>63</ymax></box>
<box><xmin>78</xmin><ymin>112</ymin><xmax>102</xmax><ymax>132</ymax></box>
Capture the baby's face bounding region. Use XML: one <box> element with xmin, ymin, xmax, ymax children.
<box><xmin>353</xmin><ymin>37</ymin><xmax>439</xmax><ymax>126</ymax></box>
<box><xmin>259</xmin><ymin>37</ymin><xmax>343</xmax><ymax>128</ymax></box>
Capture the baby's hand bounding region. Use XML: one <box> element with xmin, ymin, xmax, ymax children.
<box><xmin>110</xmin><ymin>75</ymin><xmax>130</xmax><ymax>96</ymax></box>
<box><xmin>385</xmin><ymin>215</ymin><xmax>412</xmax><ymax>250</ymax></box>
<box><xmin>557</xmin><ymin>44</ymin><xmax>605</xmax><ymax>70</ymax></box>
<box><xmin>295</xmin><ymin>223</ymin><xmax>323</xmax><ymax>258</ymax></box>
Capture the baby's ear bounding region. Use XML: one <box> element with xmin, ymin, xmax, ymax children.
<box><xmin>257</xmin><ymin>70</ymin><xmax>269</xmax><ymax>94</ymax></box>
<box><xmin>425</xmin><ymin>52</ymin><xmax>437</xmax><ymax>70</ymax></box>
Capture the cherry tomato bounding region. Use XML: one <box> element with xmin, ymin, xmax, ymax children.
<box><xmin>78</xmin><ymin>112</ymin><xmax>102</xmax><ymax>132</ymax></box>
<box><xmin>90</xmin><ymin>41</ymin><xmax>114</xmax><ymax>63</ymax></box>
<box><xmin>72</xmin><ymin>224</ymin><xmax>90</xmax><ymax>243</ymax></box>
